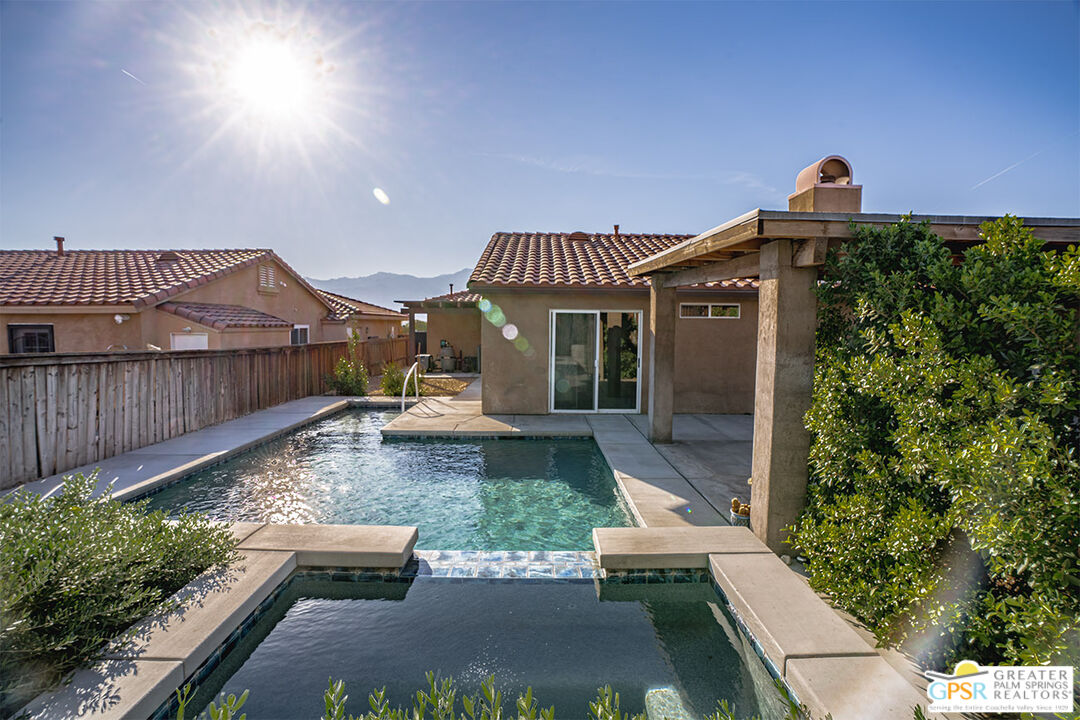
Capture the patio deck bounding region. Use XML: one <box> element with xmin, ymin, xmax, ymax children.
<box><xmin>382</xmin><ymin>379</ymin><xmax>754</xmax><ymax>528</ymax></box>
<box><xmin>12</xmin><ymin>395</ymin><xmax>413</xmax><ymax>502</ymax></box>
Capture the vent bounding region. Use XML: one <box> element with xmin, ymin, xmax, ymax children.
<box><xmin>258</xmin><ymin>264</ymin><xmax>277</xmax><ymax>288</ymax></box>
<box><xmin>155</xmin><ymin>251</ymin><xmax>182</xmax><ymax>262</ymax></box>
<box><xmin>567</xmin><ymin>231</ymin><xmax>591</xmax><ymax>242</ymax></box>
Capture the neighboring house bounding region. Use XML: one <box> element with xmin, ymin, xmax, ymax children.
<box><xmin>466</xmin><ymin>230</ymin><xmax>759</xmax><ymax>415</ymax></box>
<box><xmin>0</xmin><ymin>241</ymin><xmax>382</xmax><ymax>353</ymax></box>
<box><xmin>314</xmin><ymin>289</ymin><xmax>405</xmax><ymax>341</ymax></box>
<box><xmin>399</xmin><ymin>289</ymin><xmax>481</xmax><ymax>372</ymax></box>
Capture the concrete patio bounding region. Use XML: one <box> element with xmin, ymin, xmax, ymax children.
<box><xmin>12</xmin><ymin>395</ymin><xmax>413</xmax><ymax>502</ymax></box>
<box><xmin>382</xmin><ymin>379</ymin><xmax>755</xmax><ymax>527</ymax></box>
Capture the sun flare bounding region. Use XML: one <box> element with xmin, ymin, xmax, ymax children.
<box><xmin>228</xmin><ymin>38</ymin><xmax>310</xmax><ymax>120</ymax></box>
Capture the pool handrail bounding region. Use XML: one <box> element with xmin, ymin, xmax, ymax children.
<box><xmin>401</xmin><ymin>361</ymin><xmax>421</xmax><ymax>412</ymax></box>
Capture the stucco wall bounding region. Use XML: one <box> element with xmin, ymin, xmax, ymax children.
<box><xmin>174</xmin><ymin>260</ymin><xmax>334</xmax><ymax>342</ymax></box>
<box><xmin>479</xmin><ymin>288</ymin><xmax>757</xmax><ymax>415</ymax></box>
<box><xmin>346</xmin><ymin>317</ymin><xmax>402</xmax><ymax>341</ymax></box>
<box><xmin>0</xmin><ymin>310</ymin><xmax>148</xmax><ymax>353</ymax></box>
<box><xmin>427</xmin><ymin>308</ymin><xmax>481</xmax><ymax>360</ymax></box>
<box><xmin>674</xmin><ymin>291</ymin><xmax>758</xmax><ymax>413</ymax></box>
<box><xmin>148</xmin><ymin>310</ymin><xmax>291</xmax><ymax>349</ymax></box>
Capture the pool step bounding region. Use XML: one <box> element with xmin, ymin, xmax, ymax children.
<box><xmin>592</xmin><ymin>526</ymin><xmax>770</xmax><ymax>570</ymax></box>
<box><xmin>238</xmin><ymin>523</ymin><xmax>419</xmax><ymax>568</ymax></box>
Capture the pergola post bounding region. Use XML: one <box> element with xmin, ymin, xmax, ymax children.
<box><xmin>647</xmin><ymin>275</ymin><xmax>676</xmax><ymax>443</ymax></box>
<box><xmin>407</xmin><ymin>310</ymin><xmax>416</xmax><ymax>364</ymax></box>
<box><xmin>750</xmin><ymin>239</ymin><xmax>818</xmax><ymax>552</ymax></box>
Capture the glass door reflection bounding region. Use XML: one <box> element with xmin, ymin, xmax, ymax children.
<box><xmin>552</xmin><ymin>312</ymin><xmax>597</xmax><ymax>411</ymax></box>
<box><xmin>598</xmin><ymin>312</ymin><xmax>639</xmax><ymax>411</ymax></box>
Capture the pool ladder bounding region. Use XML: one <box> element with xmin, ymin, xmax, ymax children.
<box><xmin>401</xmin><ymin>361</ymin><xmax>421</xmax><ymax>412</ymax></box>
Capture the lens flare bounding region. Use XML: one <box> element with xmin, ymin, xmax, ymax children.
<box><xmin>373</xmin><ymin>188</ymin><xmax>390</xmax><ymax>205</ymax></box>
<box><xmin>501</xmin><ymin>324</ymin><xmax>518</xmax><ymax>340</ymax></box>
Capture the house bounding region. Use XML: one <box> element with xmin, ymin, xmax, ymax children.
<box><xmin>314</xmin><ymin>289</ymin><xmax>405</xmax><ymax>341</ymax></box>
<box><xmin>399</xmin><ymin>289</ymin><xmax>482</xmax><ymax>372</ymax></box>
<box><xmin>0</xmin><ymin>241</ymin><xmax>393</xmax><ymax>353</ymax></box>
<box><xmin>465</xmin><ymin>228</ymin><xmax>759</xmax><ymax>415</ymax></box>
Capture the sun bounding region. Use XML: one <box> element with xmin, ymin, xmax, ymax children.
<box><xmin>172</xmin><ymin>4</ymin><xmax>376</xmax><ymax>172</ymax></box>
<box><xmin>227</xmin><ymin>38</ymin><xmax>311</xmax><ymax>120</ymax></box>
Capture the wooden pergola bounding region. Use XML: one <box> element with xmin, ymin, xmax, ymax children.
<box><xmin>628</xmin><ymin>205</ymin><xmax>1079</xmax><ymax>551</ymax></box>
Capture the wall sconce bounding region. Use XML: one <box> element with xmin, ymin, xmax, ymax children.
<box><xmin>113</xmin><ymin>314</ymin><xmax>131</xmax><ymax>325</ymax></box>
<box><xmin>182</xmin><ymin>326</ymin><xmax>192</xmax><ymax>333</ymax></box>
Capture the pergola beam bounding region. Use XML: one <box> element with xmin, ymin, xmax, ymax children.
<box><xmin>628</xmin><ymin>210</ymin><xmax>1079</xmax><ymax>278</ymax></box>
<box><xmin>792</xmin><ymin>238</ymin><xmax>831</xmax><ymax>268</ymax></box>
<box><xmin>658</xmin><ymin>252</ymin><xmax>760</xmax><ymax>287</ymax></box>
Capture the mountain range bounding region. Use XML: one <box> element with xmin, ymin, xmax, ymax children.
<box><xmin>305</xmin><ymin>268</ymin><xmax>473</xmax><ymax>311</ymax></box>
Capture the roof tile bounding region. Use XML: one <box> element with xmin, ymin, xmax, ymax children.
<box><xmin>0</xmin><ymin>249</ymin><xmax>270</xmax><ymax>306</ymax></box>
<box><xmin>157</xmin><ymin>302</ymin><xmax>292</xmax><ymax>331</ymax></box>
<box><xmin>468</xmin><ymin>232</ymin><xmax>759</xmax><ymax>290</ymax></box>
<box><xmin>314</xmin><ymin>289</ymin><xmax>405</xmax><ymax>321</ymax></box>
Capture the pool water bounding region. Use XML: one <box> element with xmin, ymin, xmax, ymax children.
<box><xmin>184</xmin><ymin>577</ymin><xmax>787</xmax><ymax>720</ymax></box>
<box><xmin>146</xmin><ymin>410</ymin><xmax>633</xmax><ymax>550</ymax></box>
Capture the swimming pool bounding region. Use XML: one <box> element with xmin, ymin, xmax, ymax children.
<box><xmin>146</xmin><ymin>409</ymin><xmax>634</xmax><ymax>550</ymax></box>
<box><xmin>178</xmin><ymin>573</ymin><xmax>788</xmax><ymax>720</ymax></box>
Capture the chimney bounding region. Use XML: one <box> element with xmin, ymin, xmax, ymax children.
<box><xmin>613</xmin><ymin>224</ymin><xmax>620</xmax><ymax>239</ymax></box>
<box><xmin>449</xmin><ymin>283</ymin><xmax>454</xmax><ymax>295</ymax></box>
<box><xmin>787</xmin><ymin>156</ymin><xmax>861</xmax><ymax>213</ymax></box>
<box><xmin>54</xmin><ymin>236</ymin><xmax>65</xmax><ymax>256</ymax></box>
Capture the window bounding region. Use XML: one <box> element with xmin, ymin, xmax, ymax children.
<box><xmin>290</xmin><ymin>325</ymin><xmax>309</xmax><ymax>345</ymax></box>
<box><xmin>710</xmin><ymin>304</ymin><xmax>740</xmax><ymax>318</ymax></box>
<box><xmin>7</xmin><ymin>324</ymin><xmax>55</xmax><ymax>353</ymax></box>
<box><xmin>680</xmin><ymin>304</ymin><xmax>708</xmax><ymax>318</ymax></box>
<box><xmin>680</xmin><ymin>303</ymin><xmax>740</xmax><ymax>319</ymax></box>
<box><xmin>258</xmin><ymin>264</ymin><xmax>278</xmax><ymax>293</ymax></box>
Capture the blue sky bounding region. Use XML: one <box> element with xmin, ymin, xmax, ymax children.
<box><xmin>1</xmin><ymin>1</ymin><xmax>1077</xmax><ymax>278</ymax></box>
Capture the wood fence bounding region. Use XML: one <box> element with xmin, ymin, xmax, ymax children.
<box><xmin>0</xmin><ymin>341</ymin><xmax>391</xmax><ymax>489</ymax></box>
<box><xmin>356</xmin><ymin>336</ymin><xmax>407</xmax><ymax>372</ymax></box>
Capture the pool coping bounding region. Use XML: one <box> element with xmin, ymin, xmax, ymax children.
<box><xmin>8</xmin><ymin>395</ymin><xmax>418</xmax><ymax>503</ymax></box>
<box><xmin>12</xmin><ymin>395</ymin><xmax>938</xmax><ymax>719</ymax></box>
<box><xmin>16</xmin><ymin>523</ymin><xmax>939</xmax><ymax>720</ymax></box>
<box><xmin>591</xmin><ymin>526</ymin><xmax>941</xmax><ymax>720</ymax></box>
<box><xmin>16</xmin><ymin>522</ymin><xmax>420</xmax><ymax>720</ymax></box>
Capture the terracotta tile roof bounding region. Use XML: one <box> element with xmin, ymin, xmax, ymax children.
<box><xmin>314</xmin><ymin>289</ymin><xmax>405</xmax><ymax>320</ymax></box>
<box><xmin>400</xmin><ymin>290</ymin><xmax>482</xmax><ymax>308</ymax></box>
<box><xmin>468</xmin><ymin>232</ymin><xmax>758</xmax><ymax>291</ymax></box>
<box><xmin>426</xmin><ymin>290</ymin><xmax>482</xmax><ymax>303</ymax></box>
<box><xmin>157</xmin><ymin>302</ymin><xmax>292</xmax><ymax>330</ymax></box>
<box><xmin>0</xmin><ymin>249</ymin><xmax>272</xmax><ymax>307</ymax></box>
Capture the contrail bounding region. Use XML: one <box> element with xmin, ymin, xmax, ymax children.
<box><xmin>970</xmin><ymin>130</ymin><xmax>1080</xmax><ymax>190</ymax></box>
<box><xmin>971</xmin><ymin>148</ymin><xmax>1045</xmax><ymax>190</ymax></box>
<box><xmin>121</xmin><ymin>69</ymin><xmax>146</xmax><ymax>85</ymax></box>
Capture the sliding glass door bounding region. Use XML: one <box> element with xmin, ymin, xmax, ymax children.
<box><xmin>550</xmin><ymin>310</ymin><xmax>641</xmax><ymax>413</ymax></box>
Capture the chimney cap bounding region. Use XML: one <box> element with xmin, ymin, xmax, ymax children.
<box><xmin>795</xmin><ymin>155</ymin><xmax>855</xmax><ymax>194</ymax></box>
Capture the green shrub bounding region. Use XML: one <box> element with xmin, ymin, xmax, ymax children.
<box><xmin>792</xmin><ymin>216</ymin><xmax>1080</xmax><ymax>668</ymax></box>
<box><xmin>326</xmin><ymin>334</ymin><xmax>369</xmax><ymax>396</ymax></box>
<box><xmin>380</xmin><ymin>361</ymin><xmax>423</xmax><ymax>397</ymax></box>
<box><xmin>0</xmin><ymin>472</ymin><xmax>237</xmax><ymax>715</ymax></box>
<box><xmin>174</xmin><ymin>672</ymin><xmax>814</xmax><ymax>720</ymax></box>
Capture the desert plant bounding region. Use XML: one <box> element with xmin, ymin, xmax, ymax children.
<box><xmin>791</xmin><ymin>216</ymin><xmax>1080</xmax><ymax>668</ymax></box>
<box><xmin>326</xmin><ymin>333</ymin><xmax>369</xmax><ymax>396</ymax></box>
<box><xmin>380</xmin><ymin>361</ymin><xmax>422</xmax><ymax>397</ymax></box>
<box><xmin>0</xmin><ymin>472</ymin><xmax>237</xmax><ymax>715</ymax></box>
